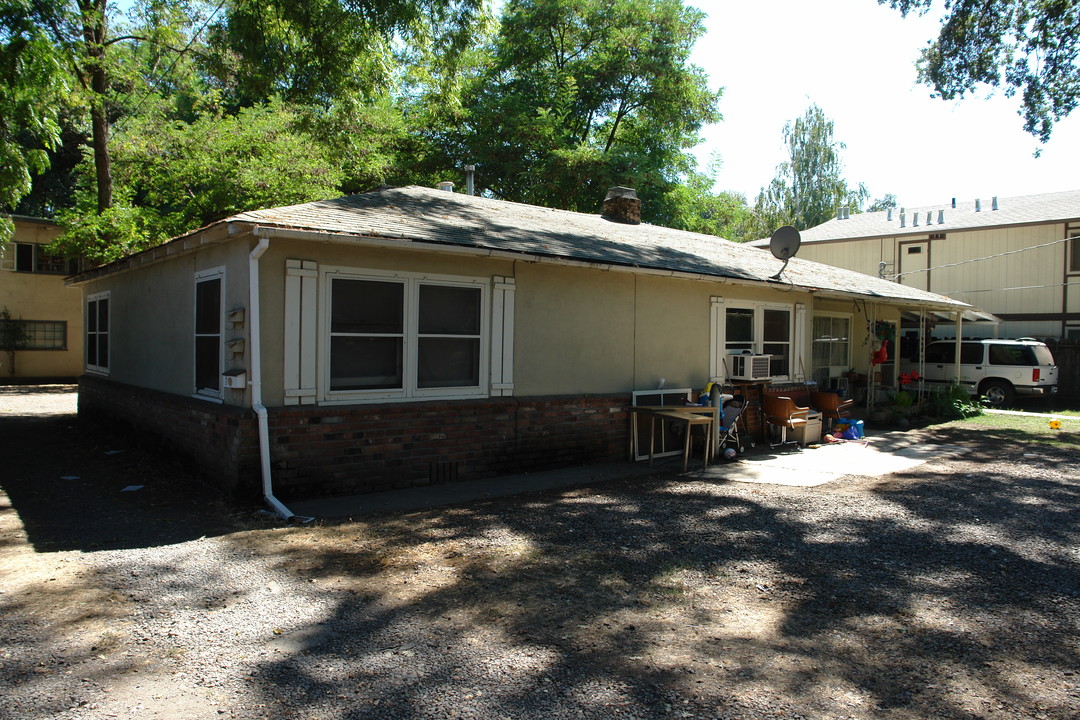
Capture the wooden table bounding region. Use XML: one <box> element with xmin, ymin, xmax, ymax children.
<box><xmin>629</xmin><ymin>405</ymin><xmax>718</xmax><ymax>471</ymax></box>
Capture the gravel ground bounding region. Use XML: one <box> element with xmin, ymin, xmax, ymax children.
<box><xmin>1</xmin><ymin>386</ymin><xmax>1078</xmax><ymax>720</ymax></box>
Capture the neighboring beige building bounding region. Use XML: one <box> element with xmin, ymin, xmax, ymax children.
<box><xmin>776</xmin><ymin>189</ymin><xmax>1080</xmax><ymax>341</ymax></box>
<box><xmin>0</xmin><ymin>216</ymin><xmax>83</xmax><ymax>380</ymax></box>
<box><xmin>68</xmin><ymin>186</ymin><xmax>967</xmax><ymax>508</ymax></box>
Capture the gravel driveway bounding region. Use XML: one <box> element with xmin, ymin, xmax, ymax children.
<box><xmin>1</xmin><ymin>386</ymin><xmax>1078</xmax><ymax>720</ymax></box>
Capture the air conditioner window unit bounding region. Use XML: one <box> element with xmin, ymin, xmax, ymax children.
<box><xmin>729</xmin><ymin>353</ymin><xmax>772</xmax><ymax>381</ymax></box>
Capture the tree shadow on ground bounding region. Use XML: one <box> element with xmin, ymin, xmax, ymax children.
<box><xmin>0</xmin><ymin>414</ymin><xmax>242</xmax><ymax>552</ymax></box>
<box><xmin>189</xmin><ymin>429</ymin><xmax>1079</xmax><ymax>720</ymax></box>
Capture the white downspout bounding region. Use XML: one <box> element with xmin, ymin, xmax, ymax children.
<box><xmin>249</xmin><ymin>237</ymin><xmax>312</xmax><ymax>523</ymax></box>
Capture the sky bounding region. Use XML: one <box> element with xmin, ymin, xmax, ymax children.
<box><xmin>688</xmin><ymin>0</ymin><xmax>1080</xmax><ymax>209</ymax></box>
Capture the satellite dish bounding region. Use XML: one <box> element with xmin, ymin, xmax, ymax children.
<box><xmin>768</xmin><ymin>225</ymin><xmax>801</xmax><ymax>280</ymax></box>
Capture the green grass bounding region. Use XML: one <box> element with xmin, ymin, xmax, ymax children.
<box><xmin>950</xmin><ymin>411</ymin><xmax>1080</xmax><ymax>448</ymax></box>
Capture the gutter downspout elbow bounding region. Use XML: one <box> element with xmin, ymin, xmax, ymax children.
<box><xmin>249</xmin><ymin>236</ymin><xmax>313</xmax><ymax>523</ymax></box>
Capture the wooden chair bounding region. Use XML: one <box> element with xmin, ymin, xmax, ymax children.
<box><xmin>762</xmin><ymin>395</ymin><xmax>809</xmax><ymax>448</ymax></box>
<box><xmin>810</xmin><ymin>390</ymin><xmax>855</xmax><ymax>432</ymax></box>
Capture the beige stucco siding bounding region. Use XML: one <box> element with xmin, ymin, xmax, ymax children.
<box><xmin>82</xmin><ymin>231</ymin><xmax>926</xmax><ymax>406</ymax></box>
<box><xmin>0</xmin><ymin>219</ymin><xmax>84</xmax><ymax>378</ymax></box>
<box><xmin>81</xmin><ymin>241</ymin><xmax>249</xmax><ymax>397</ymax></box>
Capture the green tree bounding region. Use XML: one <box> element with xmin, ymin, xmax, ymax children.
<box><xmin>0</xmin><ymin>0</ymin><xmax>68</xmax><ymax>239</ymax></box>
<box><xmin>0</xmin><ymin>307</ymin><xmax>28</xmax><ymax>377</ymax></box>
<box><xmin>648</xmin><ymin>153</ymin><xmax>754</xmax><ymax>240</ymax></box>
<box><xmin>881</xmin><ymin>0</ymin><xmax>1080</xmax><ymax>143</ymax></box>
<box><xmin>447</xmin><ymin>0</ymin><xmax>720</xmax><ymax>217</ymax></box>
<box><xmin>750</xmin><ymin>104</ymin><xmax>869</xmax><ymax>237</ymax></box>
<box><xmin>867</xmin><ymin>193</ymin><xmax>898</xmax><ymax>212</ymax></box>
<box><xmin>51</xmin><ymin>101</ymin><xmax>345</xmax><ymax>264</ymax></box>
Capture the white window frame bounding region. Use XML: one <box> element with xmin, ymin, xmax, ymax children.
<box><xmin>319</xmin><ymin>267</ymin><xmax>490</xmax><ymax>404</ymax></box>
<box><xmin>85</xmin><ymin>291</ymin><xmax>110</xmax><ymax>375</ymax></box>
<box><xmin>811</xmin><ymin>312</ymin><xmax>853</xmax><ymax>385</ymax></box>
<box><xmin>711</xmin><ymin>297</ymin><xmax>801</xmax><ymax>382</ymax></box>
<box><xmin>193</xmin><ymin>267</ymin><xmax>225</xmax><ymax>402</ymax></box>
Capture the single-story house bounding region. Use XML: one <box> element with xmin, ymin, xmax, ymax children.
<box><xmin>68</xmin><ymin>185</ymin><xmax>971</xmax><ymax>516</ymax></box>
<box><xmin>757</xmin><ymin>189</ymin><xmax>1080</xmax><ymax>341</ymax></box>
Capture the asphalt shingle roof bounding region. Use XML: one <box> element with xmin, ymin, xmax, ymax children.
<box><xmin>229</xmin><ymin>186</ymin><xmax>965</xmax><ymax>308</ymax></box>
<box><xmin>789</xmin><ymin>188</ymin><xmax>1080</xmax><ymax>244</ymax></box>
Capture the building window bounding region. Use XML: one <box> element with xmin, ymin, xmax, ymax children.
<box><xmin>194</xmin><ymin>269</ymin><xmax>224</xmax><ymax>398</ymax></box>
<box><xmin>0</xmin><ymin>318</ymin><xmax>66</xmax><ymax>351</ymax></box>
<box><xmin>1069</xmin><ymin>224</ymin><xmax>1080</xmax><ymax>273</ymax></box>
<box><xmin>811</xmin><ymin>314</ymin><xmax>850</xmax><ymax>385</ymax></box>
<box><xmin>723</xmin><ymin>303</ymin><xmax>793</xmax><ymax>379</ymax></box>
<box><xmin>326</xmin><ymin>270</ymin><xmax>487</xmax><ymax>401</ymax></box>
<box><xmin>86</xmin><ymin>293</ymin><xmax>109</xmax><ymax>373</ymax></box>
<box><xmin>14</xmin><ymin>243</ymin><xmax>76</xmax><ymax>275</ymax></box>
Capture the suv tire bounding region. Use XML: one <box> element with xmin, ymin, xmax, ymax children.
<box><xmin>980</xmin><ymin>379</ymin><xmax>1015</xmax><ymax>408</ymax></box>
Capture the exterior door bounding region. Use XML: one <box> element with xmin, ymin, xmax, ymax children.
<box><xmin>898</xmin><ymin>241</ymin><xmax>929</xmax><ymax>291</ymax></box>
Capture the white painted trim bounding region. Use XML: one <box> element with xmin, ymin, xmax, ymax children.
<box><xmin>193</xmin><ymin>266</ymin><xmax>226</xmax><ymax>399</ymax></box>
<box><xmin>709</xmin><ymin>296</ymin><xmax>724</xmax><ymax>381</ymax></box>
<box><xmin>284</xmin><ymin>260</ymin><xmax>319</xmax><ymax>405</ymax></box>
<box><xmin>318</xmin><ymin>266</ymin><xmax>491</xmax><ymax>404</ymax></box>
<box><xmin>85</xmin><ymin>291</ymin><xmax>110</xmax><ymax>375</ymax></box>
<box><xmin>491</xmin><ymin>276</ymin><xmax>516</xmax><ymax>396</ymax></box>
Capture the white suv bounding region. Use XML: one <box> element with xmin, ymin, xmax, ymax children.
<box><xmin>901</xmin><ymin>338</ymin><xmax>1058</xmax><ymax>407</ymax></box>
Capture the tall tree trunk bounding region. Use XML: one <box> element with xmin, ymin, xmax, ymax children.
<box><xmin>80</xmin><ymin>0</ymin><xmax>112</xmax><ymax>212</ymax></box>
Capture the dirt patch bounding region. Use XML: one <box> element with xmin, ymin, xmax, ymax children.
<box><xmin>1</xmin><ymin>387</ymin><xmax>1078</xmax><ymax>720</ymax></box>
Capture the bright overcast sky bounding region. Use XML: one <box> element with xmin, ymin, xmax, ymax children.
<box><xmin>690</xmin><ymin>0</ymin><xmax>1080</xmax><ymax>209</ymax></box>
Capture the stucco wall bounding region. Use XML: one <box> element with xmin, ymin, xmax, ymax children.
<box><xmin>0</xmin><ymin>219</ymin><xmax>83</xmax><ymax>379</ymax></box>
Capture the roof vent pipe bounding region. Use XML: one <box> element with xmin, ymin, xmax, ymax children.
<box><xmin>900</xmin><ymin>209</ymin><xmax>906</xmax><ymax>228</ymax></box>
<box><xmin>464</xmin><ymin>165</ymin><xmax>475</xmax><ymax>196</ymax></box>
<box><xmin>887</xmin><ymin>208</ymin><xmax>893</xmax><ymax>221</ymax></box>
<box><xmin>913</xmin><ymin>212</ymin><xmax>919</xmax><ymax>227</ymax></box>
<box><xmin>975</xmin><ymin>198</ymin><xmax>981</xmax><ymax>212</ymax></box>
<box><xmin>437</xmin><ymin>181</ymin><xmax>454</xmax><ymax>192</ymax></box>
<box><xmin>926</xmin><ymin>211</ymin><xmax>932</xmax><ymax>226</ymax></box>
<box><xmin>845</xmin><ymin>207</ymin><xmax>851</xmax><ymax>220</ymax></box>
<box><xmin>837</xmin><ymin>207</ymin><xmax>843</xmax><ymax>220</ymax></box>
<box><xmin>601</xmin><ymin>186</ymin><xmax>642</xmax><ymax>225</ymax></box>
<box><xmin>938</xmin><ymin>209</ymin><xmax>945</xmax><ymax>224</ymax></box>
<box><xmin>992</xmin><ymin>196</ymin><xmax>999</xmax><ymax>210</ymax></box>
<box><xmin>951</xmin><ymin>198</ymin><xmax>956</xmax><ymax>208</ymax></box>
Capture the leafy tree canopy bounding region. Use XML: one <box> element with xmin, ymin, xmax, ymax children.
<box><xmin>882</xmin><ymin>0</ymin><xmax>1080</xmax><ymax>143</ymax></box>
<box><xmin>750</xmin><ymin>104</ymin><xmax>870</xmax><ymax>238</ymax></box>
<box><xmin>449</xmin><ymin>0</ymin><xmax>721</xmax><ymax>218</ymax></box>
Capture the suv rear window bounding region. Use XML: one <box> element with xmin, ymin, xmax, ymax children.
<box><xmin>988</xmin><ymin>344</ymin><xmax>1036</xmax><ymax>366</ymax></box>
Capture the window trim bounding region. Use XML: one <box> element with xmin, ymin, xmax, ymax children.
<box><xmin>715</xmin><ymin>299</ymin><xmax>796</xmax><ymax>382</ymax></box>
<box><xmin>11</xmin><ymin>320</ymin><xmax>68</xmax><ymax>351</ymax></box>
<box><xmin>1068</xmin><ymin>223</ymin><xmax>1080</xmax><ymax>275</ymax></box>
<box><xmin>85</xmin><ymin>292</ymin><xmax>110</xmax><ymax>375</ymax></box>
<box><xmin>193</xmin><ymin>267</ymin><xmax>225</xmax><ymax>402</ymax></box>
<box><xmin>319</xmin><ymin>267</ymin><xmax>490</xmax><ymax>404</ymax></box>
<box><xmin>811</xmin><ymin>311</ymin><xmax>852</xmax><ymax>383</ymax></box>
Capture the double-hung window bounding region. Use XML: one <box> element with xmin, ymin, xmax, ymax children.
<box><xmin>194</xmin><ymin>268</ymin><xmax>224</xmax><ymax>399</ymax></box>
<box><xmin>326</xmin><ymin>269</ymin><xmax>487</xmax><ymax>401</ymax></box>
<box><xmin>811</xmin><ymin>314</ymin><xmax>851</xmax><ymax>385</ymax></box>
<box><xmin>722</xmin><ymin>302</ymin><xmax>793</xmax><ymax>379</ymax></box>
<box><xmin>86</xmin><ymin>293</ymin><xmax>109</xmax><ymax>373</ymax></box>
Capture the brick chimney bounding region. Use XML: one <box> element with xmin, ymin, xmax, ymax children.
<box><xmin>602</xmin><ymin>186</ymin><xmax>641</xmax><ymax>225</ymax></box>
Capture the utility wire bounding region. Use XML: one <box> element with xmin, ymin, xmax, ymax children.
<box><xmin>941</xmin><ymin>281</ymin><xmax>1080</xmax><ymax>295</ymax></box>
<box><xmin>888</xmin><ymin>235</ymin><xmax>1075</xmax><ymax>280</ymax></box>
<box><xmin>110</xmin><ymin>0</ymin><xmax>228</xmax><ymax>139</ymax></box>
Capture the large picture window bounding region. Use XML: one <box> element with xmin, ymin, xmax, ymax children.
<box><xmin>86</xmin><ymin>293</ymin><xmax>109</xmax><ymax>373</ymax></box>
<box><xmin>326</xmin><ymin>270</ymin><xmax>487</xmax><ymax>401</ymax></box>
<box><xmin>194</xmin><ymin>269</ymin><xmax>224</xmax><ymax>398</ymax></box>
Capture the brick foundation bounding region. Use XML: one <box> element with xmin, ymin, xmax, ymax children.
<box><xmin>78</xmin><ymin>376</ymin><xmax>631</xmax><ymax>501</ymax></box>
<box><xmin>78</xmin><ymin>375</ymin><xmax>260</xmax><ymax>498</ymax></box>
